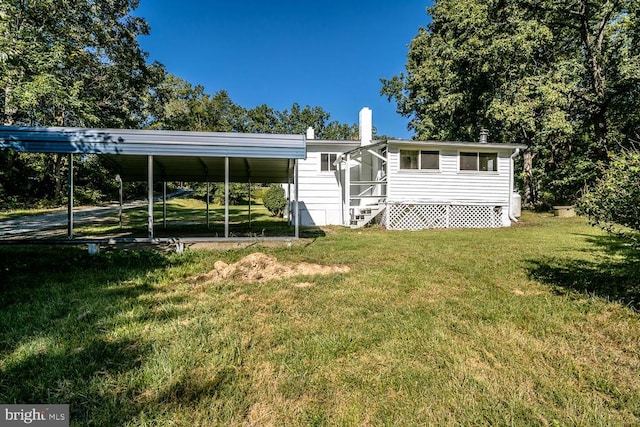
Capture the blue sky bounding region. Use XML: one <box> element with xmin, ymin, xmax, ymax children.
<box><xmin>134</xmin><ymin>1</ymin><xmax>432</xmax><ymax>139</ymax></box>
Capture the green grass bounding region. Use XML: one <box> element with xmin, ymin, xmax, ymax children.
<box><xmin>6</xmin><ymin>197</ymin><xmax>297</xmax><ymax>238</ymax></box>
<box><xmin>1</xmin><ymin>212</ymin><xmax>639</xmax><ymax>426</ymax></box>
<box><xmin>124</xmin><ymin>198</ymin><xmax>294</xmax><ymax>238</ymax></box>
<box><xmin>0</xmin><ymin>206</ymin><xmax>65</xmax><ymax>221</ymax></box>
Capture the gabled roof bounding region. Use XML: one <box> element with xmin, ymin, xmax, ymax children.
<box><xmin>0</xmin><ymin>126</ymin><xmax>306</xmax><ymax>182</ymax></box>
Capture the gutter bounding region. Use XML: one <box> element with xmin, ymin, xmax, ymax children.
<box><xmin>508</xmin><ymin>148</ymin><xmax>521</xmax><ymax>223</ymax></box>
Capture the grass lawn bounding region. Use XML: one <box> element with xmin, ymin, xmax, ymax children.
<box><xmin>0</xmin><ymin>212</ymin><xmax>638</xmax><ymax>425</ymax></box>
<box><xmin>34</xmin><ymin>198</ymin><xmax>295</xmax><ymax>239</ymax></box>
<box><xmin>0</xmin><ymin>206</ymin><xmax>65</xmax><ymax>221</ymax></box>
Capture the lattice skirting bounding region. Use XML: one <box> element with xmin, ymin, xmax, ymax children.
<box><xmin>383</xmin><ymin>203</ymin><xmax>504</xmax><ymax>230</ymax></box>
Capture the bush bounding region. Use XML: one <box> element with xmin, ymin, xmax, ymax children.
<box><xmin>263</xmin><ymin>184</ymin><xmax>286</xmax><ymax>217</ymax></box>
<box><xmin>578</xmin><ymin>150</ymin><xmax>640</xmax><ymax>242</ymax></box>
<box><xmin>252</xmin><ymin>187</ymin><xmax>267</xmax><ymax>202</ymax></box>
<box><xmin>215</xmin><ymin>183</ymin><xmax>250</xmax><ymax>205</ymax></box>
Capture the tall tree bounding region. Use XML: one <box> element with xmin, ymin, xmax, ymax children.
<box><xmin>0</xmin><ymin>0</ymin><xmax>164</xmax><ymax>205</ymax></box>
<box><xmin>1</xmin><ymin>0</ymin><xmax>163</xmax><ymax>127</ymax></box>
<box><xmin>382</xmin><ymin>0</ymin><xmax>640</xmax><ymax>207</ymax></box>
<box><xmin>146</xmin><ymin>76</ymin><xmax>360</xmax><ymax>139</ymax></box>
<box><xmin>146</xmin><ymin>73</ymin><xmax>254</xmax><ymax>132</ymax></box>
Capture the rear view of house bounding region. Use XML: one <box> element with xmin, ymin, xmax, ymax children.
<box><xmin>295</xmin><ymin>108</ymin><xmax>526</xmax><ymax>230</ymax></box>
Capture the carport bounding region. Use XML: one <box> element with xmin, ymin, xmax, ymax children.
<box><xmin>0</xmin><ymin>126</ymin><xmax>306</xmax><ymax>242</ymax></box>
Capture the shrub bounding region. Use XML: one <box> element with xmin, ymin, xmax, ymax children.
<box><xmin>578</xmin><ymin>150</ymin><xmax>640</xmax><ymax>243</ymax></box>
<box><xmin>263</xmin><ymin>184</ymin><xmax>286</xmax><ymax>217</ymax></box>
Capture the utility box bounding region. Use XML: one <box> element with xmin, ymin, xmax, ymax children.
<box><xmin>511</xmin><ymin>192</ymin><xmax>522</xmax><ymax>218</ymax></box>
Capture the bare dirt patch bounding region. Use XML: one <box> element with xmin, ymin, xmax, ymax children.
<box><xmin>193</xmin><ymin>252</ymin><xmax>350</xmax><ymax>284</ymax></box>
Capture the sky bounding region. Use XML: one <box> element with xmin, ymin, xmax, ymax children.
<box><xmin>133</xmin><ymin>1</ymin><xmax>432</xmax><ymax>139</ymax></box>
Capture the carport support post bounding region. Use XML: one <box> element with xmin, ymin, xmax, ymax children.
<box><xmin>287</xmin><ymin>177</ymin><xmax>292</xmax><ymax>224</ymax></box>
<box><xmin>248</xmin><ymin>179</ymin><xmax>252</xmax><ymax>231</ymax></box>
<box><xmin>344</xmin><ymin>153</ymin><xmax>351</xmax><ymax>226</ymax></box>
<box><xmin>206</xmin><ymin>181</ymin><xmax>210</xmax><ymax>229</ymax></box>
<box><xmin>116</xmin><ymin>174</ymin><xmax>123</xmax><ymax>230</ymax></box>
<box><xmin>295</xmin><ymin>159</ymin><xmax>299</xmax><ymax>239</ymax></box>
<box><xmin>163</xmin><ymin>181</ymin><xmax>167</xmax><ymax>230</ymax></box>
<box><xmin>338</xmin><ymin>160</ymin><xmax>343</xmax><ymax>225</ymax></box>
<box><xmin>224</xmin><ymin>157</ymin><xmax>229</xmax><ymax>238</ymax></box>
<box><xmin>67</xmin><ymin>154</ymin><xmax>74</xmax><ymax>239</ymax></box>
<box><xmin>147</xmin><ymin>155</ymin><xmax>154</xmax><ymax>239</ymax></box>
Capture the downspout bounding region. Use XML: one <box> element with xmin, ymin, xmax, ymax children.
<box><xmin>508</xmin><ymin>148</ymin><xmax>521</xmax><ymax>223</ymax></box>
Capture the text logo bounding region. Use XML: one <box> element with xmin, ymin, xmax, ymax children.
<box><xmin>1</xmin><ymin>405</ymin><xmax>69</xmax><ymax>426</ymax></box>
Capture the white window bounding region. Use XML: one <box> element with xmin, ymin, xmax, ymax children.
<box><xmin>320</xmin><ymin>153</ymin><xmax>337</xmax><ymax>171</ymax></box>
<box><xmin>460</xmin><ymin>152</ymin><xmax>497</xmax><ymax>172</ymax></box>
<box><xmin>400</xmin><ymin>150</ymin><xmax>439</xmax><ymax>170</ymax></box>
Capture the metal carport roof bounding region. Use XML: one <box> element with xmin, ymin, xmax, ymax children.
<box><xmin>0</xmin><ymin>126</ymin><xmax>306</xmax><ymax>242</ymax></box>
<box><xmin>0</xmin><ymin>126</ymin><xmax>306</xmax><ymax>182</ymax></box>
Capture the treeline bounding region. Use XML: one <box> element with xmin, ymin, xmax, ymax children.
<box><xmin>0</xmin><ymin>1</ymin><xmax>358</xmax><ymax>209</ymax></box>
<box><xmin>382</xmin><ymin>0</ymin><xmax>640</xmax><ymax>211</ymax></box>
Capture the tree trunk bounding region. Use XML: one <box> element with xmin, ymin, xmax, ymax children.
<box><xmin>523</xmin><ymin>148</ymin><xmax>536</xmax><ymax>207</ymax></box>
<box><xmin>3</xmin><ymin>86</ymin><xmax>15</xmax><ymax>126</ymax></box>
<box><xmin>577</xmin><ymin>0</ymin><xmax>613</xmax><ymax>160</ymax></box>
<box><xmin>593</xmin><ymin>107</ymin><xmax>609</xmax><ymax>161</ymax></box>
<box><xmin>53</xmin><ymin>154</ymin><xmax>66</xmax><ymax>201</ymax></box>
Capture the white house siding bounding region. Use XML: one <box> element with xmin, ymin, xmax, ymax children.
<box><xmin>296</xmin><ymin>142</ymin><xmax>358</xmax><ymax>226</ymax></box>
<box><xmin>386</xmin><ymin>144</ymin><xmax>514</xmax><ymax>227</ymax></box>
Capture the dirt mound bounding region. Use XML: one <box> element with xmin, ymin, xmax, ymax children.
<box><xmin>194</xmin><ymin>252</ymin><xmax>350</xmax><ymax>284</ymax></box>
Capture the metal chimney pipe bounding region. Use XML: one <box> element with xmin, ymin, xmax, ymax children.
<box><xmin>479</xmin><ymin>129</ymin><xmax>489</xmax><ymax>143</ymax></box>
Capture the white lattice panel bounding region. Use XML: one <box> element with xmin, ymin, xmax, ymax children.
<box><xmin>386</xmin><ymin>203</ymin><xmax>503</xmax><ymax>230</ymax></box>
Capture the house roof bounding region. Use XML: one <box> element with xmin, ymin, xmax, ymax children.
<box><xmin>306</xmin><ymin>139</ymin><xmax>361</xmax><ymax>147</ymax></box>
<box><xmin>0</xmin><ymin>126</ymin><xmax>306</xmax><ymax>182</ymax></box>
<box><xmin>387</xmin><ymin>139</ymin><xmax>528</xmax><ymax>151</ymax></box>
<box><xmin>335</xmin><ymin>139</ymin><xmax>526</xmax><ymax>162</ymax></box>
<box><xmin>333</xmin><ymin>139</ymin><xmax>527</xmax><ymax>165</ymax></box>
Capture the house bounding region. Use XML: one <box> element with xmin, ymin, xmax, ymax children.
<box><xmin>0</xmin><ymin>108</ymin><xmax>525</xmax><ymax>243</ymax></box>
<box><xmin>293</xmin><ymin>108</ymin><xmax>526</xmax><ymax>230</ymax></box>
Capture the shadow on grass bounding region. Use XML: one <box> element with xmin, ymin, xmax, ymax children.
<box><xmin>74</xmin><ymin>202</ymin><xmax>326</xmax><ymax>239</ymax></box>
<box><xmin>528</xmin><ymin>234</ymin><xmax>640</xmax><ymax>310</ymax></box>
<box><xmin>0</xmin><ymin>246</ymin><xmax>199</xmax><ymax>424</ymax></box>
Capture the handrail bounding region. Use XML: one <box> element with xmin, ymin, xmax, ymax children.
<box><xmin>350</xmin><ymin>195</ymin><xmax>387</xmax><ymax>199</ymax></box>
<box><xmin>355</xmin><ymin>185</ymin><xmax>375</xmax><ymax>197</ymax></box>
<box><xmin>349</xmin><ymin>179</ymin><xmax>387</xmax><ymax>185</ymax></box>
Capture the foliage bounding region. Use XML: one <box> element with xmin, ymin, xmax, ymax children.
<box><xmin>213</xmin><ymin>182</ymin><xmax>250</xmax><ymax>206</ymax></box>
<box><xmin>189</xmin><ymin>182</ymin><xmax>250</xmax><ymax>206</ymax></box>
<box><xmin>381</xmin><ymin>0</ymin><xmax>640</xmax><ymax>207</ymax></box>
<box><xmin>0</xmin><ymin>10</ymin><xmax>359</xmax><ymax>210</ymax></box>
<box><xmin>1</xmin><ymin>214</ymin><xmax>639</xmax><ymax>424</ymax></box>
<box><xmin>145</xmin><ymin>74</ymin><xmax>360</xmax><ymax>139</ymax></box>
<box><xmin>0</xmin><ymin>0</ymin><xmax>164</xmax><ymax>128</ymax></box>
<box><xmin>243</xmin><ymin>102</ymin><xmax>359</xmax><ymax>139</ymax></box>
<box><xmin>145</xmin><ymin>75</ymin><xmax>246</xmax><ymax>132</ymax></box>
<box><xmin>0</xmin><ymin>0</ymin><xmax>164</xmax><ymax>206</ymax></box>
<box><xmin>263</xmin><ymin>184</ymin><xmax>287</xmax><ymax>217</ymax></box>
<box><xmin>578</xmin><ymin>149</ymin><xmax>640</xmax><ymax>243</ymax></box>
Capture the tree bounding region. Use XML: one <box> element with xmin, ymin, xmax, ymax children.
<box><xmin>0</xmin><ymin>0</ymin><xmax>164</xmax><ymax>206</ymax></box>
<box><xmin>262</xmin><ymin>184</ymin><xmax>286</xmax><ymax>217</ymax></box>
<box><xmin>244</xmin><ymin>102</ymin><xmax>359</xmax><ymax>139</ymax></box>
<box><xmin>382</xmin><ymin>0</ymin><xmax>640</xmax><ymax>207</ymax></box>
<box><xmin>322</xmin><ymin>121</ymin><xmax>360</xmax><ymax>140</ymax></box>
<box><xmin>145</xmin><ymin>74</ymin><xmax>247</xmax><ymax>132</ymax></box>
<box><xmin>243</xmin><ymin>104</ymin><xmax>280</xmax><ymax>133</ymax></box>
<box><xmin>1</xmin><ymin>0</ymin><xmax>163</xmax><ymax>128</ymax></box>
<box><xmin>213</xmin><ymin>183</ymin><xmax>249</xmax><ymax>206</ymax></box>
<box><xmin>577</xmin><ymin>149</ymin><xmax>640</xmax><ymax>244</ymax></box>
